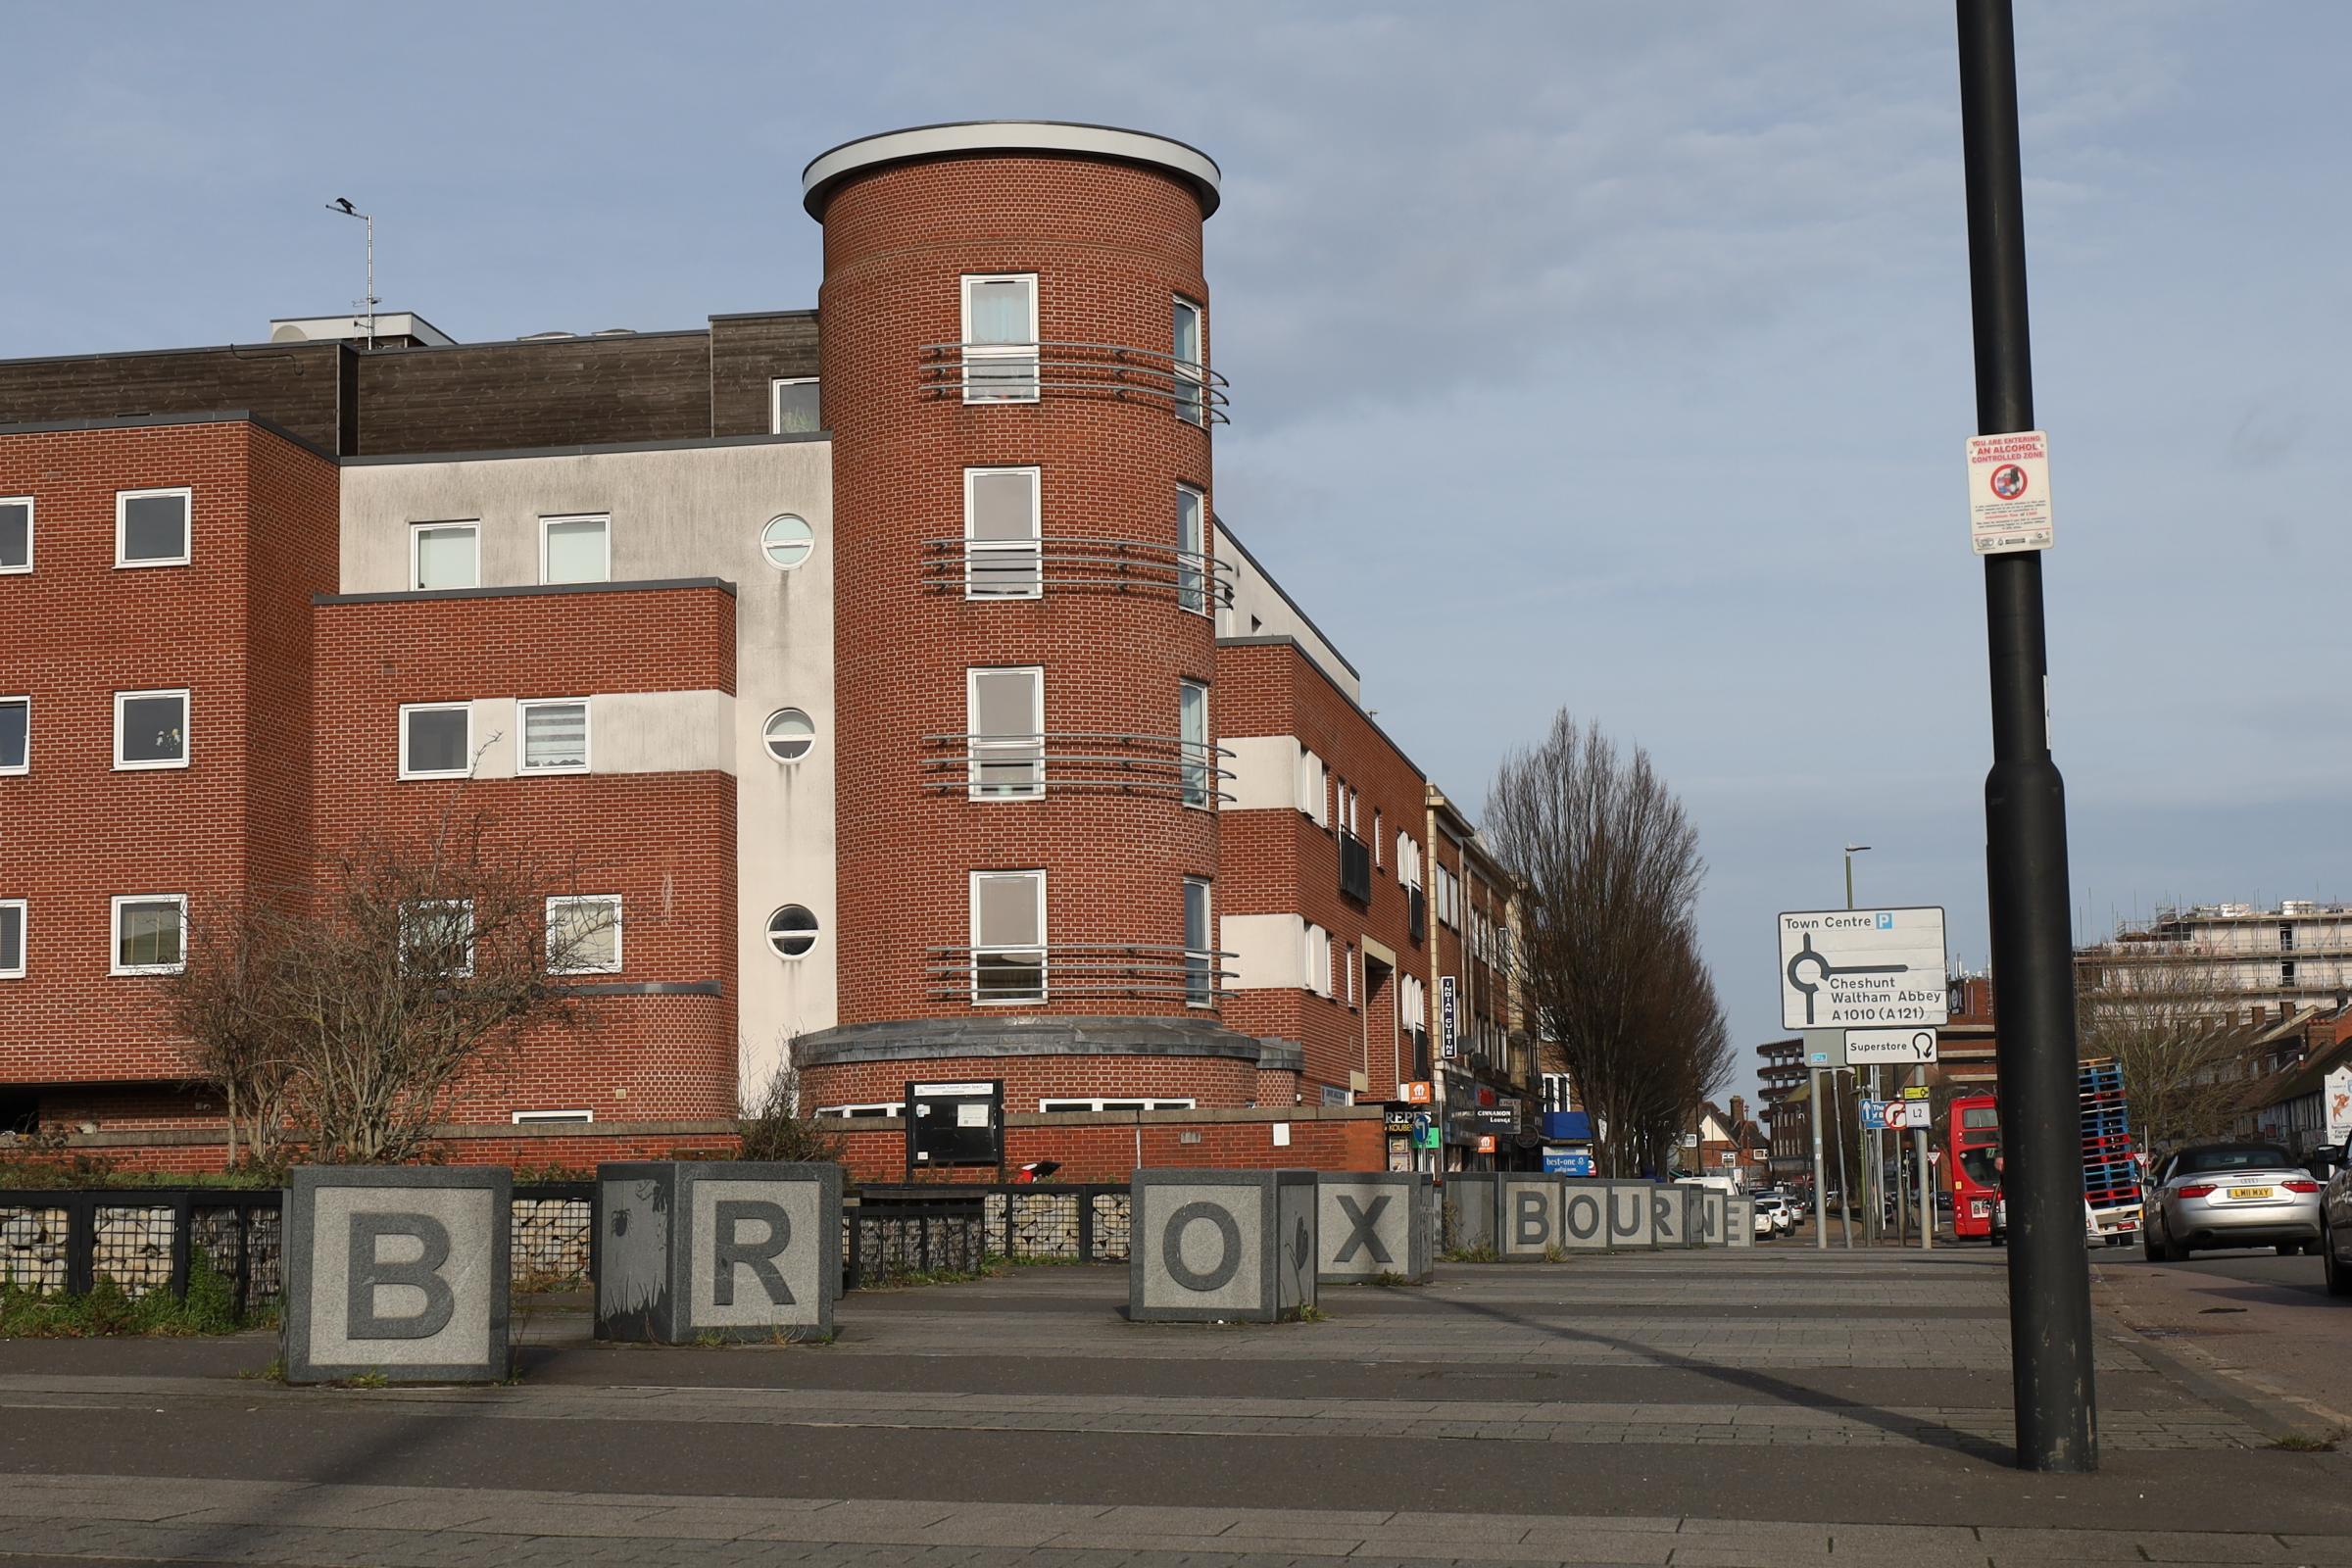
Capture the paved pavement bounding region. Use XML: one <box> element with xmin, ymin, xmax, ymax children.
<box><xmin>2092</xmin><ymin>1245</ymin><xmax>2352</xmax><ymax>1436</ymax></box>
<box><xmin>1</xmin><ymin>1244</ymin><xmax>2347</xmax><ymax>1567</ymax></box>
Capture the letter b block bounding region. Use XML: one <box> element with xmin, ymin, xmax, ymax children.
<box><xmin>596</xmin><ymin>1162</ymin><xmax>842</xmax><ymax>1344</ymax></box>
<box><xmin>285</xmin><ymin>1166</ymin><xmax>509</xmax><ymax>1385</ymax></box>
<box><xmin>1495</xmin><ymin>1175</ymin><xmax>1564</xmax><ymax>1260</ymax></box>
<box><xmin>1130</xmin><ymin>1169</ymin><xmax>1317</xmax><ymax>1322</ymax></box>
<box><xmin>1316</xmin><ymin>1172</ymin><xmax>1433</xmax><ymax>1284</ymax></box>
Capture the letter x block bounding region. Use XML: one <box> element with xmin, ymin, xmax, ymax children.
<box><xmin>1315</xmin><ymin>1172</ymin><xmax>1433</xmax><ymax>1284</ymax></box>
<box><xmin>284</xmin><ymin>1165</ymin><xmax>510</xmax><ymax>1385</ymax></box>
<box><xmin>595</xmin><ymin>1162</ymin><xmax>843</xmax><ymax>1344</ymax></box>
<box><xmin>1129</xmin><ymin>1169</ymin><xmax>1317</xmax><ymax>1323</ymax></box>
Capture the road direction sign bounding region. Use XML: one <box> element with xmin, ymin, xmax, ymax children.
<box><xmin>1845</xmin><ymin>1026</ymin><xmax>1941</xmax><ymax>1066</ymax></box>
<box><xmin>1776</xmin><ymin>907</ymin><xmax>1949</xmax><ymax>1031</ymax></box>
<box><xmin>1900</xmin><ymin>1084</ymin><xmax>1931</xmax><ymax>1101</ymax></box>
<box><xmin>1968</xmin><ymin>429</ymin><xmax>2052</xmax><ymax>555</ymax></box>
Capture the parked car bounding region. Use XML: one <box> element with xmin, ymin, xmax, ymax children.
<box><xmin>2318</xmin><ymin>1136</ymin><xmax>2351</xmax><ymax>1298</ymax></box>
<box><xmin>1752</xmin><ymin>1195</ymin><xmax>1793</xmax><ymax>1238</ymax></box>
<box><xmin>2144</xmin><ymin>1142</ymin><xmax>2324</xmax><ymax>1261</ymax></box>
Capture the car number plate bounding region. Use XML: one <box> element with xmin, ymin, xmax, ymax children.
<box><xmin>2227</xmin><ymin>1186</ymin><xmax>2272</xmax><ymax>1200</ymax></box>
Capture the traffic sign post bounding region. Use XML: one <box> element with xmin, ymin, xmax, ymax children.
<box><xmin>1777</xmin><ymin>909</ymin><xmax>1950</xmax><ymax>1032</ymax></box>
<box><xmin>1845</xmin><ymin>1027</ymin><xmax>1940</xmax><ymax>1066</ymax></box>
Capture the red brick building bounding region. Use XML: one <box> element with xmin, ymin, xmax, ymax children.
<box><xmin>0</xmin><ymin>123</ymin><xmax>1528</xmax><ymax>1179</ymax></box>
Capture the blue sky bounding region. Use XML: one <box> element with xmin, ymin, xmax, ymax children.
<box><xmin>7</xmin><ymin>3</ymin><xmax>2347</xmax><ymax>1098</ymax></box>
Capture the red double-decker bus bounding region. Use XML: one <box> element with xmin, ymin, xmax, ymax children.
<box><xmin>1949</xmin><ymin>1094</ymin><xmax>2003</xmax><ymax>1242</ymax></box>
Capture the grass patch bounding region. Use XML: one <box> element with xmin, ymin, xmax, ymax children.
<box><xmin>1371</xmin><ymin>1271</ymin><xmax>1421</xmax><ymax>1288</ymax></box>
<box><xmin>1441</xmin><ymin>1245</ymin><xmax>1498</xmax><ymax>1264</ymax></box>
<box><xmin>2269</xmin><ymin>1432</ymin><xmax>2340</xmax><ymax>1453</ymax></box>
<box><xmin>1293</xmin><ymin>1303</ymin><xmax>1328</xmax><ymax>1323</ymax></box>
<box><xmin>0</xmin><ymin>1254</ymin><xmax>271</xmax><ymax>1339</ymax></box>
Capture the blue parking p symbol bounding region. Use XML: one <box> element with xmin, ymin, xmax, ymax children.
<box><xmin>1876</xmin><ymin>912</ymin><xmax>1893</xmax><ymax>930</ymax></box>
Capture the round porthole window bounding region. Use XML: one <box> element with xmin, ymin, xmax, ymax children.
<box><xmin>766</xmin><ymin>904</ymin><xmax>819</xmax><ymax>958</ymax></box>
<box><xmin>762</xmin><ymin>708</ymin><xmax>815</xmax><ymax>762</ymax></box>
<box><xmin>761</xmin><ymin>514</ymin><xmax>814</xmax><ymax>569</ymax></box>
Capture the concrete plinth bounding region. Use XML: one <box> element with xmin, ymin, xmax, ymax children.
<box><xmin>1605</xmin><ymin>1183</ymin><xmax>1658</xmax><ymax>1250</ymax></box>
<box><xmin>1315</xmin><ymin>1172</ymin><xmax>1433</xmax><ymax>1284</ymax></box>
<box><xmin>594</xmin><ymin>1162</ymin><xmax>843</xmax><ymax>1344</ymax></box>
<box><xmin>1651</xmin><ymin>1184</ymin><xmax>1702</xmax><ymax>1248</ymax></box>
<box><xmin>1441</xmin><ymin>1172</ymin><xmax>1496</xmax><ymax>1254</ymax></box>
<box><xmin>1495</xmin><ymin>1174</ymin><xmax>1565</xmax><ymax>1260</ymax></box>
<box><xmin>1727</xmin><ymin>1194</ymin><xmax>1756</xmax><ymax>1247</ymax></box>
<box><xmin>1130</xmin><ymin>1169</ymin><xmax>1317</xmax><ymax>1322</ymax></box>
<box><xmin>284</xmin><ymin>1165</ymin><xmax>510</xmax><ymax>1385</ymax></box>
<box><xmin>1699</xmin><ymin>1188</ymin><xmax>1729</xmax><ymax>1246</ymax></box>
<box><xmin>1558</xmin><ymin>1180</ymin><xmax>1614</xmax><ymax>1251</ymax></box>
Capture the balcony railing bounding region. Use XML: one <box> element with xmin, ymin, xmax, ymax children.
<box><xmin>924</xmin><ymin>944</ymin><xmax>1238</xmax><ymax>1005</ymax></box>
<box><xmin>921</xmin><ymin>731</ymin><xmax>1235</xmax><ymax>804</ymax></box>
<box><xmin>1339</xmin><ymin>834</ymin><xmax>1373</xmax><ymax>905</ymax></box>
<box><xmin>919</xmin><ymin>341</ymin><xmax>1231</xmax><ymax>423</ymax></box>
<box><xmin>1408</xmin><ymin>887</ymin><xmax>1427</xmax><ymax>946</ymax></box>
<box><xmin>921</xmin><ymin>537</ymin><xmax>1236</xmax><ymax>608</ymax></box>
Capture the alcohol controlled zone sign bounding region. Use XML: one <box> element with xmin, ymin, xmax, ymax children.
<box><xmin>1776</xmin><ymin>907</ymin><xmax>1949</xmax><ymax>1031</ymax></box>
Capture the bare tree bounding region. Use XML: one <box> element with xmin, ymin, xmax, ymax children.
<box><xmin>1485</xmin><ymin>711</ymin><xmax>1727</xmax><ymax>1178</ymax></box>
<box><xmin>2076</xmin><ymin>954</ymin><xmax>2268</xmax><ymax>1154</ymax></box>
<box><xmin>735</xmin><ymin>1053</ymin><xmax>846</xmax><ymax>1164</ymax></box>
<box><xmin>171</xmin><ymin>816</ymin><xmax>606</xmax><ymax>1165</ymax></box>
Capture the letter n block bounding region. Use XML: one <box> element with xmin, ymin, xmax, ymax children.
<box><xmin>284</xmin><ymin>1165</ymin><xmax>509</xmax><ymax>1385</ymax></box>
<box><xmin>1129</xmin><ymin>1169</ymin><xmax>1316</xmax><ymax>1323</ymax></box>
<box><xmin>595</xmin><ymin>1162</ymin><xmax>842</xmax><ymax>1344</ymax></box>
<box><xmin>1315</xmin><ymin>1172</ymin><xmax>1432</xmax><ymax>1284</ymax></box>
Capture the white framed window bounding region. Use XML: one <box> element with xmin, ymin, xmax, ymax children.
<box><xmin>960</xmin><ymin>272</ymin><xmax>1039</xmax><ymax>402</ymax></box>
<box><xmin>1397</xmin><ymin>833</ymin><xmax>1421</xmax><ymax>890</ymax></box>
<box><xmin>968</xmin><ymin>666</ymin><xmax>1044</xmax><ymax>800</ymax></box>
<box><xmin>1040</xmin><ymin>1097</ymin><xmax>1199</xmax><ymax>1113</ymax></box>
<box><xmin>1184</xmin><ymin>878</ymin><xmax>1213</xmax><ymax>1007</ymax></box>
<box><xmin>1301</xmin><ymin>922</ymin><xmax>1332</xmax><ymax>998</ymax></box>
<box><xmin>1179</xmin><ymin>680</ymin><xmax>1210</xmax><ymax>808</ymax></box>
<box><xmin>761</xmin><ymin>514</ymin><xmax>815</xmax><ymax>570</ymax></box>
<box><xmin>400</xmin><ymin>899</ymin><xmax>474</xmax><ymax>978</ymax></box>
<box><xmin>0</xmin><ymin>696</ymin><xmax>26</xmax><ymax>774</ymax></box>
<box><xmin>1175</xmin><ymin>484</ymin><xmax>1207</xmax><ymax>614</ymax></box>
<box><xmin>815</xmin><ymin>1102</ymin><xmax>904</xmax><ymax>1119</ymax></box>
<box><xmin>971</xmin><ymin>869</ymin><xmax>1046</xmax><ymax>1004</ymax></box>
<box><xmin>547</xmin><ymin>895</ymin><xmax>622</xmax><ymax>974</ymax></box>
<box><xmin>1172</xmin><ymin>296</ymin><xmax>1204</xmax><ymax>424</ymax></box>
<box><xmin>399</xmin><ymin>703</ymin><xmax>473</xmax><ymax>779</ymax></box>
<box><xmin>762</xmin><ymin>707</ymin><xmax>816</xmax><ymax>762</ymax></box>
<box><xmin>513</xmin><ymin>1108</ymin><xmax>594</xmax><ymax>1124</ymax></box>
<box><xmin>1297</xmin><ymin>749</ymin><xmax>1327</xmax><ymax>824</ymax></box>
<box><xmin>0</xmin><ymin>497</ymin><xmax>29</xmax><ymax>573</ymax></box>
<box><xmin>517</xmin><ymin>699</ymin><xmax>590</xmax><ymax>773</ymax></box>
<box><xmin>0</xmin><ymin>900</ymin><xmax>24</xmax><ymax>978</ymax></box>
<box><xmin>1374</xmin><ymin>809</ymin><xmax>1384</xmax><ymax>866</ymax></box>
<box><xmin>964</xmin><ymin>466</ymin><xmax>1042</xmax><ymax>599</ymax></box>
<box><xmin>410</xmin><ymin>521</ymin><xmax>478</xmax><ymax>590</ymax></box>
<box><xmin>116</xmin><ymin>488</ymin><xmax>190</xmax><ymax>568</ymax></box>
<box><xmin>110</xmin><ymin>894</ymin><xmax>186</xmax><ymax>976</ymax></box>
<box><xmin>770</xmin><ymin>376</ymin><xmax>820</xmax><ymax>434</ymax></box>
<box><xmin>541</xmin><ymin>514</ymin><xmax>611</xmax><ymax>585</ymax></box>
<box><xmin>113</xmin><ymin>688</ymin><xmax>189</xmax><ymax>770</ymax></box>
<box><xmin>766</xmin><ymin>904</ymin><xmax>820</xmax><ymax>958</ymax></box>
<box><xmin>1344</xmin><ymin>943</ymin><xmax>1357</xmax><ymax>1008</ymax></box>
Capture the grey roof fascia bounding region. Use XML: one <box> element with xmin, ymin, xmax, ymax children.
<box><xmin>340</xmin><ymin>430</ymin><xmax>828</xmax><ymax>466</ymax></box>
<box><xmin>316</xmin><ymin>576</ymin><xmax>737</xmax><ymax>606</ymax></box>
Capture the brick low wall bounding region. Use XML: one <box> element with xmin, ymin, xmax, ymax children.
<box><xmin>831</xmin><ymin>1104</ymin><xmax>1386</xmax><ymax>1183</ymax></box>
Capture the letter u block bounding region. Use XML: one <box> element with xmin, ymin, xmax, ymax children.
<box><xmin>1130</xmin><ymin>1169</ymin><xmax>1317</xmax><ymax>1322</ymax></box>
<box><xmin>284</xmin><ymin>1165</ymin><xmax>510</xmax><ymax>1385</ymax></box>
<box><xmin>1606</xmin><ymin>1182</ymin><xmax>1658</xmax><ymax>1250</ymax></box>
<box><xmin>595</xmin><ymin>1162</ymin><xmax>843</xmax><ymax>1344</ymax></box>
<box><xmin>1315</xmin><ymin>1172</ymin><xmax>1433</xmax><ymax>1284</ymax></box>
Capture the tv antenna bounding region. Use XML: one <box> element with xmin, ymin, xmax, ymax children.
<box><xmin>324</xmin><ymin>197</ymin><xmax>377</xmax><ymax>348</ymax></box>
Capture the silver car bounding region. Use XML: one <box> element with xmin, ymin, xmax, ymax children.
<box><xmin>2321</xmin><ymin>1134</ymin><xmax>2352</xmax><ymax>1298</ymax></box>
<box><xmin>2145</xmin><ymin>1143</ymin><xmax>2323</xmax><ymax>1261</ymax></box>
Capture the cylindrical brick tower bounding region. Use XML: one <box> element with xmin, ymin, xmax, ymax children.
<box><xmin>796</xmin><ymin>122</ymin><xmax>1295</xmax><ymax>1112</ymax></box>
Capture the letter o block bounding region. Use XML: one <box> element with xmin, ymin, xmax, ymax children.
<box><xmin>284</xmin><ymin>1166</ymin><xmax>509</xmax><ymax>1385</ymax></box>
<box><xmin>596</xmin><ymin>1162</ymin><xmax>842</xmax><ymax>1344</ymax></box>
<box><xmin>1130</xmin><ymin>1169</ymin><xmax>1316</xmax><ymax>1322</ymax></box>
<box><xmin>1316</xmin><ymin>1172</ymin><xmax>1432</xmax><ymax>1284</ymax></box>
<box><xmin>1558</xmin><ymin>1180</ymin><xmax>1613</xmax><ymax>1251</ymax></box>
<box><xmin>1495</xmin><ymin>1175</ymin><xmax>1564</xmax><ymax>1260</ymax></box>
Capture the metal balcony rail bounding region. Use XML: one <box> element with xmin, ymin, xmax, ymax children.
<box><xmin>922</xmin><ymin>943</ymin><xmax>1238</xmax><ymax>1003</ymax></box>
<box><xmin>920</xmin><ymin>536</ymin><xmax>1236</xmax><ymax>608</ymax></box>
<box><xmin>1339</xmin><ymin>833</ymin><xmax>1374</xmax><ymax>905</ymax></box>
<box><xmin>918</xmin><ymin>340</ymin><xmax>1231</xmax><ymax>423</ymax></box>
<box><xmin>920</xmin><ymin>730</ymin><xmax>1236</xmax><ymax>803</ymax></box>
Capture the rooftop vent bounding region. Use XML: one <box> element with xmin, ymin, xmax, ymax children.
<box><xmin>267</xmin><ymin>312</ymin><xmax>456</xmax><ymax>349</ymax></box>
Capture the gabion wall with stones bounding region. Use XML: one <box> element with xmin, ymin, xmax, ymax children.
<box><xmin>1</xmin><ymin>1206</ymin><xmax>68</xmax><ymax>1293</ymax></box>
<box><xmin>510</xmin><ymin>1198</ymin><xmax>591</xmax><ymax>1282</ymax></box>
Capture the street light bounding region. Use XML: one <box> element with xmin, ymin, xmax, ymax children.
<box><xmin>324</xmin><ymin>197</ymin><xmax>377</xmax><ymax>350</ymax></box>
<box><xmin>1843</xmin><ymin>844</ymin><xmax>1871</xmax><ymax>911</ymax></box>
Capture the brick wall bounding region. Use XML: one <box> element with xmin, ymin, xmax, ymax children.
<box><xmin>827</xmin><ymin>1108</ymin><xmax>1384</xmax><ymax>1183</ymax></box>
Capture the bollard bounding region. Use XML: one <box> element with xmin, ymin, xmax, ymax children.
<box><xmin>283</xmin><ymin>1165</ymin><xmax>510</xmax><ymax>1385</ymax></box>
<box><xmin>1316</xmin><ymin>1172</ymin><xmax>1433</xmax><ymax>1284</ymax></box>
<box><xmin>1441</xmin><ymin>1172</ymin><xmax>1496</xmax><ymax>1255</ymax></box>
<box><xmin>1558</xmin><ymin>1179</ymin><xmax>1615</xmax><ymax>1251</ymax></box>
<box><xmin>1607</xmin><ymin>1183</ymin><xmax>1659</xmax><ymax>1250</ymax></box>
<box><xmin>1495</xmin><ymin>1174</ymin><xmax>1565</xmax><ymax>1261</ymax></box>
<box><xmin>1130</xmin><ymin>1169</ymin><xmax>1317</xmax><ymax>1322</ymax></box>
<box><xmin>595</xmin><ymin>1161</ymin><xmax>842</xmax><ymax>1344</ymax></box>
<box><xmin>1727</xmin><ymin>1194</ymin><xmax>1757</xmax><ymax>1248</ymax></box>
<box><xmin>1651</xmin><ymin>1184</ymin><xmax>1703</xmax><ymax>1249</ymax></box>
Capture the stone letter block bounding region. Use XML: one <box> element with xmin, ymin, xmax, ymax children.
<box><xmin>1607</xmin><ymin>1183</ymin><xmax>1658</xmax><ymax>1250</ymax></box>
<box><xmin>1442</xmin><ymin>1172</ymin><xmax>1496</xmax><ymax>1254</ymax></box>
<box><xmin>1650</xmin><ymin>1184</ymin><xmax>1701</xmax><ymax>1249</ymax></box>
<box><xmin>595</xmin><ymin>1161</ymin><xmax>842</xmax><ymax>1344</ymax></box>
<box><xmin>1727</xmin><ymin>1194</ymin><xmax>1756</xmax><ymax>1248</ymax></box>
<box><xmin>1700</xmin><ymin>1188</ymin><xmax>1728</xmax><ymax>1246</ymax></box>
<box><xmin>1317</xmin><ymin>1172</ymin><xmax>1433</xmax><ymax>1284</ymax></box>
<box><xmin>1558</xmin><ymin>1180</ymin><xmax>1613</xmax><ymax>1251</ymax></box>
<box><xmin>284</xmin><ymin>1165</ymin><xmax>509</xmax><ymax>1385</ymax></box>
<box><xmin>1130</xmin><ymin>1169</ymin><xmax>1316</xmax><ymax>1322</ymax></box>
<box><xmin>1496</xmin><ymin>1175</ymin><xmax>1565</xmax><ymax>1261</ymax></box>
